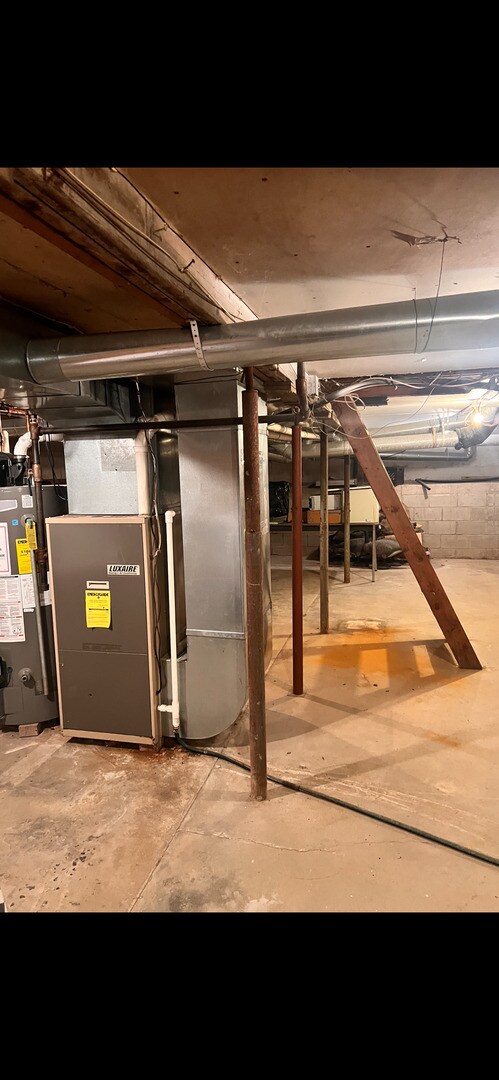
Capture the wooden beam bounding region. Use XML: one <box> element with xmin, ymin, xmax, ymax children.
<box><xmin>332</xmin><ymin>400</ymin><xmax>481</xmax><ymax>670</ymax></box>
<box><xmin>0</xmin><ymin>167</ymin><xmax>256</xmax><ymax>327</ymax></box>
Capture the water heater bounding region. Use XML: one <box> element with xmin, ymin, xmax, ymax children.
<box><xmin>0</xmin><ymin>484</ymin><xmax>63</xmax><ymax>733</ymax></box>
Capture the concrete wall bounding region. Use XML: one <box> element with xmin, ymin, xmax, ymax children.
<box><xmin>399</xmin><ymin>482</ymin><xmax>499</xmax><ymax>559</ymax></box>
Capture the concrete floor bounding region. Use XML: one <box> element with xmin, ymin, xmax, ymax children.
<box><xmin>2</xmin><ymin>558</ymin><xmax>499</xmax><ymax>912</ymax></box>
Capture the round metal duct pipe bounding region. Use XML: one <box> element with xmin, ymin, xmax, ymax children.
<box><xmin>25</xmin><ymin>290</ymin><xmax>499</xmax><ymax>386</ymax></box>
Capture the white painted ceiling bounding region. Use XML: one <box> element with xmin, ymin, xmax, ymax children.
<box><xmin>126</xmin><ymin>166</ymin><xmax>499</xmax><ymax>426</ymax></box>
<box><xmin>126</xmin><ymin>166</ymin><xmax>499</xmax><ymax>316</ymax></box>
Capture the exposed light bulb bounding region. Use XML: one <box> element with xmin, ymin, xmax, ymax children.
<box><xmin>471</xmin><ymin>410</ymin><xmax>485</xmax><ymax>425</ymax></box>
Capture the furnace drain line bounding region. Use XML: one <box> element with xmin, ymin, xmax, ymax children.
<box><xmin>175</xmin><ymin>736</ymin><xmax>499</xmax><ymax>870</ymax></box>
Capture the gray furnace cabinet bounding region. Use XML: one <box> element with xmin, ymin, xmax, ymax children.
<box><xmin>46</xmin><ymin>515</ymin><xmax>165</xmax><ymax>746</ymax></box>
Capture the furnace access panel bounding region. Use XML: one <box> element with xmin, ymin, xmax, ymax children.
<box><xmin>46</xmin><ymin>516</ymin><xmax>165</xmax><ymax>746</ymax></box>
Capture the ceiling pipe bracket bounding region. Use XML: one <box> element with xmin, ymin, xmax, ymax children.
<box><xmin>189</xmin><ymin>319</ymin><xmax>212</xmax><ymax>370</ymax></box>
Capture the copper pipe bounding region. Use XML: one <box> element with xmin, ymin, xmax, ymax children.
<box><xmin>242</xmin><ymin>368</ymin><xmax>267</xmax><ymax>800</ymax></box>
<box><xmin>292</xmin><ymin>422</ymin><xmax>304</xmax><ymax>694</ymax></box>
<box><xmin>320</xmin><ymin>430</ymin><xmax>329</xmax><ymax>632</ymax></box>
<box><xmin>0</xmin><ymin>403</ymin><xmax>32</xmax><ymax>418</ymax></box>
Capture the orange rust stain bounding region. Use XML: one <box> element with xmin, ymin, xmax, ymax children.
<box><xmin>306</xmin><ymin>631</ymin><xmax>441</xmax><ymax>679</ymax></box>
<box><xmin>423</xmin><ymin>731</ymin><xmax>463</xmax><ymax>748</ymax></box>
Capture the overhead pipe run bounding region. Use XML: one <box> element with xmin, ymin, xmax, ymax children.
<box><xmin>24</xmin><ymin>290</ymin><xmax>499</xmax><ymax>386</ymax></box>
<box><xmin>270</xmin><ymin>410</ymin><xmax>499</xmax><ymax>459</ymax></box>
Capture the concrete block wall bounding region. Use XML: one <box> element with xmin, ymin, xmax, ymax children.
<box><xmin>398</xmin><ymin>483</ymin><xmax>499</xmax><ymax>559</ymax></box>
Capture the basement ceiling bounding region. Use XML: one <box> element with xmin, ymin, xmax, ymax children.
<box><xmin>1</xmin><ymin>166</ymin><xmax>499</xmax><ymax>428</ymax></box>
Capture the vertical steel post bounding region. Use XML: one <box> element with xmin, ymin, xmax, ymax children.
<box><xmin>343</xmin><ymin>453</ymin><xmax>351</xmax><ymax>584</ymax></box>
<box><xmin>292</xmin><ymin>421</ymin><xmax>304</xmax><ymax>694</ymax></box>
<box><xmin>242</xmin><ymin>368</ymin><xmax>267</xmax><ymax>800</ymax></box>
<box><xmin>319</xmin><ymin>430</ymin><xmax>329</xmax><ymax>633</ymax></box>
<box><xmin>29</xmin><ymin>415</ymin><xmax>48</xmax><ymax>591</ymax></box>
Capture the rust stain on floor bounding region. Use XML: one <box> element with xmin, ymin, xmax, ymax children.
<box><xmin>305</xmin><ymin>630</ymin><xmax>456</xmax><ymax>680</ymax></box>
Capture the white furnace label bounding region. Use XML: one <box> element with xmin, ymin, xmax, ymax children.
<box><xmin>21</xmin><ymin>494</ymin><xmax>34</xmax><ymax>508</ymax></box>
<box><xmin>0</xmin><ymin>523</ymin><xmax>11</xmax><ymax>575</ymax></box>
<box><xmin>0</xmin><ymin>575</ymin><xmax>25</xmax><ymax>642</ymax></box>
<box><xmin>107</xmin><ymin>564</ymin><xmax>140</xmax><ymax>575</ymax></box>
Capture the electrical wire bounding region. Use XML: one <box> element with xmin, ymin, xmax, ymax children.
<box><xmin>314</xmin><ymin>381</ymin><xmax>445</xmax><ymax>445</ymax></box>
<box><xmin>175</xmin><ymin>735</ymin><xmax>499</xmax><ymax>870</ymax></box>
<box><xmin>425</xmin><ymin>234</ymin><xmax>448</xmax><ymax>351</ymax></box>
<box><xmin>44</xmin><ymin>434</ymin><xmax>67</xmax><ymax>502</ymax></box>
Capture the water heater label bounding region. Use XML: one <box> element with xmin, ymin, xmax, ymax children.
<box><xmin>0</xmin><ymin>523</ymin><xmax>11</xmax><ymax>575</ymax></box>
<box><xmin>107</xmin><ymin>564</ymin><xmax>140</xmax><ymax>575</ymax></box>
<box><xmin>0</xmin><ymin>576</ymin><xmax>25</xmax><ymax>642</ymax></box>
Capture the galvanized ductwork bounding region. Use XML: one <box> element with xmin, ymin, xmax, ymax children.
<box><xmin>24</xmin><ymin>290</ymin><xmax>499</xmax><ymax>386</ymax></box>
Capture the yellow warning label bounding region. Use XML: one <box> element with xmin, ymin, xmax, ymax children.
<box><xmin>85</xmin><ymin>589</ymin><xmax>111</xmax><ymax>629</ymax></box>
<box><xmin>16</xmin><ymin>538</ymin><xmax>32</xmax><ymax>574</ymax></box>
<box><xmin>25</xmin><ymin>521</ymin><xmax>37</xmax><ymax>551</ymax></box>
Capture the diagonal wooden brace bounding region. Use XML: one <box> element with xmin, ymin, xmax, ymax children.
<box><xmin>332</xmin><ymin>400</ymin><xmax>481</xmax><ymax>670</ymax></box>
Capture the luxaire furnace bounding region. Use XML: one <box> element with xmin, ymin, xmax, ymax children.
<box><xmin>46</xmin><ymin>515</ymin><xmax>166</xmax><ymax>747</ymax></box>
<box><xmin>45</xmin><ymin>374</ymin><xmax>271</xmax><ymax>747</ymax></box>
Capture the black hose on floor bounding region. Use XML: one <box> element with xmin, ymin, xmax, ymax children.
<box><xmin>175</xmin><ymin>735</ymin><xmax>499</xmax><ymax>870</ymax></box>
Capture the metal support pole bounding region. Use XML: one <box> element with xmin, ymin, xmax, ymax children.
<box><xmin>296</xmin><ymin>362</ymin><xmax>310</xmax><ymax>419</ymax></box>
<box><xmin>372</xmin><ymin>523</ymin><xmax>377</xmax><ymax>582</ymax></box>
<box><xmin>343</xmin><ymin>454</ymin><xmax>351</xmax><ymax>584</ymax></box>
<box><xmin>242</xmin><ymin>368</ymin><xmax>267</xmax><ymax>800</ymax></box>
<box><xmin>292</xmin><ymin>421</ymin><xmax>304</xmax><ymax>694</ymax></box>
<box><xmin>319</xmin><ymin>430</ymin><xmax>329</xmax><ymax>633</ymax></box>
<box><xmin>28</xmin><ymin>543</ymin><xmax>49</xmax><ymax>696</ymax></box>
<box><xmin>29</xmin><ymin>415</ymin><xmax>48</xmax><ymax>591</ymax></box>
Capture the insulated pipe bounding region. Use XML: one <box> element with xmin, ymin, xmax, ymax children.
<box><xmin>13</xmin><ymin>430</ymin><xmax>64</xmax><ymax>456</ymax></box>
<box><xmin>363</xmin><ymin>405</ymin><xmax>499</xmax><ymax>440</ymax></box>
<box><xmin>25</xmin><ymin>290</ymin><xmax>499</xmax><ymax>385</ymax></box>
<box><xmin>134</xmin><ymin>432</ymin><xmax>151</xmax><ymax>515</ymax></box>
<box><xmin>269</xmin><ymin>424</ymin><xmax>320</xmax><ymax>440</ymax></box>
<box><xmin>277</xmin><ymin>429</ymin><xmax>484</xmax><ymax>458</ymax></box>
